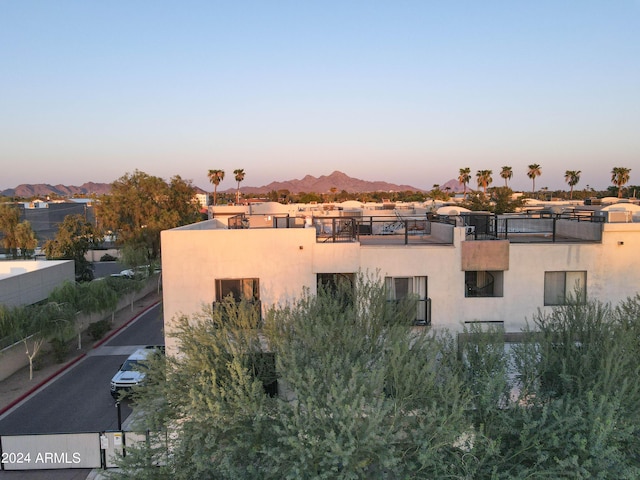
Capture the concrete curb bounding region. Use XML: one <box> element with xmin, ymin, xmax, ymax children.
<box><xmin>0</xmin><ymin>299</ymin><xmax>161</xmax><ymax>417</ymax></box>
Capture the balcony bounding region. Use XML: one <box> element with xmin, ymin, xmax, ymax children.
<box><xmin>459</xmin><ymin>212</ymin><xmax>604</xmax><ymax>243</ymax></box>
<box><xmin>228</xmin><ymin>210</ymin><xmax>604</xmax><ymax>245</ymax></box>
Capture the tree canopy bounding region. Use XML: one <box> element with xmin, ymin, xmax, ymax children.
<box><xmin>0</xmin><ymin>203</ymin><xmax>37</xmax><ymax>258</ymax></box>
<box><xmin>117</xmin><ymin>276</ymin><xmax>640</xmax><ymax>478</ymax></box>
<box><xmin>96</xmin><ymin>170</ymin><xmax>201</xmax><ymax>259</ymax></box>
<box><xmin>44</xmin><ymin>213</ymin><xmax>97</xmax><ymax>281</ymax></box>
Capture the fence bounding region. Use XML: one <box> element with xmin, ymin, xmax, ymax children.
<box><xmin>0</xmin><ymin>430</ymin><xmax>150</xmax><ymax>471</ymax></box>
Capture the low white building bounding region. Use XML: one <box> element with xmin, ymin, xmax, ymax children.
<box><xmin>161</xmin><ymin>202</ymin><xmax>640</xmax><ymax>354</ymax></box>
<box><xmin>0</xmin><ymin>260</ymin><xmax>75</xmax><ymax>308</ymax></box>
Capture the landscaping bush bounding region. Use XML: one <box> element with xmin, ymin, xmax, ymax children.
<box><xmin>88</xmin><ymin>319</ymin><xmax>111</xmax><ymax>341</ymax></box>
<box><xmin>100</xmin><ymin>253</ymin><xmax>118</xmax><ymax>262</ymax></box>
<box><xmin>50</xmin><ymin>337</ymin><xmax>71</xmax><ymax>363</ymax></box>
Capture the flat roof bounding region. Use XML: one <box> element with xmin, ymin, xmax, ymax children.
<box><xmin>0</xmin><ymin>260</ymin><xmax>73</xmax><ymax>280</ymax></box>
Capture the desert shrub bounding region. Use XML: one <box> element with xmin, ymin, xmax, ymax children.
<box><xmin>50</xmin><ymin>337</ymin><xmax>70</xmax><ymax>363</ymax></box>
<box><xmin>88</xmin><ymin>319</ymin><xmax>111</xmax><ymax>341</ymax></box>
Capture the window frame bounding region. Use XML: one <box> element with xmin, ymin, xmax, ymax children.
<box><xmin>384</xmin><ymin>276</ymin><xmax>430</xmax><ymax>326</ymax></box>
<box><xmin>544</xmin><ymin>271</ymin><xmax>587</xmax><ymax>306</ymax></box>
<box><xmin>215</xmin><ymin>278</ymin><xmax>260</xmax><ymax>303</ymax></box>
<box><xmin>465</xmin><ymin>270</ymin><xmax>504</xmax><ymax>298</ymax></box>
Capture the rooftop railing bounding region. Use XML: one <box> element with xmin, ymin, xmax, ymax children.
<box><xmin>235</xmin><ymin>211</ymin><xmax>604</xmax><ymax>244</ymax></box>
<box><xmin>459</xmin><ymin>212</ymin><xmax>604</xmax><ymax>243</ymax></box>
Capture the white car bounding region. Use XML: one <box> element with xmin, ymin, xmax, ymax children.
<box><xmin>110</xmin><ymin>346</ymin><xmax>163</xmax><ymax>399</ymax></box>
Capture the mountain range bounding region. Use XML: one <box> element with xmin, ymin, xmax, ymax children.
<box><xmin>0</xmin><ymin>171</ymin><xmax>461</xmax><ymax>198</ymax></box>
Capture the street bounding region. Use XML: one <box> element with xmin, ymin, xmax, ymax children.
<box><xmin>0</xmin><ymin>303</ymin><xmax>163</xmax><ymax>435</ymax></box>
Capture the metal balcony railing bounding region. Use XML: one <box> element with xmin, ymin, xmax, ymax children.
<box><xmin>386</xmin><ymin>298</ymin><xmax>432</xmax><ymax>326</ymax></box>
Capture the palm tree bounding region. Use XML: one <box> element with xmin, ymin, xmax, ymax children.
<box><xmin>564</xmin><ymin>170</ymin><xmax>581</xmax><ymax>200</ymax></box>
<box><xmin>527</xmin><ymin>164</ymin><xmax>542</xmax><ymax>196</ymax></box>
<box><xmin>207</xmin><ymin>169</ymin><xmax>225</xmax><ymax>206</ymax></box>
<box><xmin>233</xmin><ymin>169</ymin><xmax>245</xmax><ymax>204</ymax></box>
<box><xmin>611</xmin><ymin>167</ymin><xmax>631</xmax><ymax>198</ymax></box>
<box><xmin>476</xmin><ymin>169</ymin><xmax>493</xmax><ymax>194</ymax></box>
<box><xmin>500</xmin><ymin>166</ymin><xmax>513</xmax><ymax>187</ymax></box>
<box><xmin>458</xmin><ymin>168</ymin><xmax>471</xmax><ymax>198</ymax></box>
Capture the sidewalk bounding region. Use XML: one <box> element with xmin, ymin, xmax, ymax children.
<box><xmin>0</xmin><ymin>290</ymin><xmax>163</xmax><ymax>416</ymax></box>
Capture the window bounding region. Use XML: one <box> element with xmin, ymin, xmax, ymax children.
<box><xmin>544</xmin><ymin>271</ymin><xmax>586</xmax><ymax>305</ymax></box>
<box><xmin>215</xmin><ymin>278</ymin><xmax>260</xmax><ymax>303</ymax></box>
<box><xmin>465</xmin><ymin>271</ymin><xmax>503</xmax><ymax>298</ymax></box>
<box><xmin>317</xmin><ymin>273</ymin><xmax>355</xmax><ymax>307</ymax></box>
<box><xmin>214</xmin><ymin>278</ymin><xmax>261</xmax><ymax>325</ymax></box>
<box><xmin>317</xmin><ymin>273</ymin><xmax>354</xmax><ymax>295</ymax></box>
<box><xmin>385</xmin><ymin>276</ymin><xmax>430</xmax><ymax>325</ymax></box>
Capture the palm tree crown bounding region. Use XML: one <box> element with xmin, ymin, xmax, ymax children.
<box><xmin>233</xmin><ymin>169</ymin><xmax>245</xmax><ymax>204</ymax></box>
<box><xmin>500</xmin><ymin>166</ymin><xmax>513</xmax><ymax>187</ymax></box>
<box><xmin>476</xmin><ymin>169</ymin><xmax>493</xmax><ymax>194</ymax></box>
<box><xmin>564</xmin><ymin>170</ymin><xmax>581</xmax><ymax>200</ymax></box>
<box><xmin>611</xmin><ymin>167</ymin><xmax>631</xmax><ymax>198</ymax></box>
<box><xmin>458</xmin><ymin>168</ymin><xmax>471</xmax><ymax>198</ymax></box>
<box><xmin>207</xmin><ymin>169</ymin><xmax>225</xmax><ymax>206</ymax></box>
<box><xmin>527</xmin><ymin>164</ymin><xmax>542</xmax><ymax>195</ymax></box>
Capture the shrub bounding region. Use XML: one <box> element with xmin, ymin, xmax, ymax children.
<box><xmin>100</xmin><ymin>253</ymin><xmax>118</xmax><ymax>262</ymax></box>
<box><xmin>88</xmin><ymin>319</ymin><xmax>111</xmax><ymax>341</ymax></box>
<box><xmin>50</xmin><ymin>337</ymin><xmax>70</xmax><ymax>363</ymax></box>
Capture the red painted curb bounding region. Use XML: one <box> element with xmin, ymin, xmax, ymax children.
<box><xmin>0</xmin><ymin>299</ymin><xmax>161</xmax><ymax>417</ymax></box>
<box><xmin>0</xmin><ymin>353</ymin><xmax>87</xmax><ymax>417</ymax></box>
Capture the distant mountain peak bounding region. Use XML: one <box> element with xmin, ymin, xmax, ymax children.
<box><xmin>1</xmin><ymin>171</ymin><xmax>432</xmax><ymax>198</ymax></box>
<box><xmin>227</xmin><ymin>171</ymin><xmax>424</xmax><ymax>194</ymax></box>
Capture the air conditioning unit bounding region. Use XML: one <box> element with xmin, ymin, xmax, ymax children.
<box><xmin>607</xmin><ymin>211</ymin><xmax>631</xmax><ymax>223</ymax></box>
<box><xmin>465</xmin><ymin>226</ymin><xmax>476</xmax><ymax>235</ymax></box>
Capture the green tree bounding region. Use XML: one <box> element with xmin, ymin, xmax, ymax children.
<box><xmin>564</xmin><ymin>170</ymin><xmax>581</xmax><ymax>200</ymax></box>
<box><xmin>0</xmin><ymin>203</ymin><xmax>21</xmax><ymax>258</ymax></box>
<box><xmin>527</xmin><ymin>163</ymin><xmax>542</xmax><ymax>196</ymax></box>
<box><xmin>491</xmin><ymin>186</ymin><xmax>525</xmax><ymax>214</ymax></box>
<box><xmin>460</xmin><ymin>191</ymin><xmax>493</xmax><ymax>212</ymax></box>
<box><xmin>118</xmin><ymin>275</ymin><xmax>471</xmax><ymax>479</ymax></box>
<box><xmin>487</xmin><ymin>297</ymin><xmax>640</xmax><ymax>478</ymax></box>
<box><xmin>458</xmin><ymin>167</ymin><xmax>471</xmax><ymax>198</ymax></box>
<box><xmin>97</xmin><ymin>170</ymin><xmax>200</xmax><ymax>259</ymax></box>
<box><xmin>233</xmin><ymin>168</ymin><xmax>245</xmax><ymax>204</ymax></box>
<box><xmin>298</xmin><ymin>192</ymin><xmax>322</xmax><ymax>203</ymax></box>
<box><xmin>611</xmin><ymin>166</ymin><xmax>631</xmax><ymax>198</ymax></box>
<box><xmin>1</xmin><ymin>303</ymin><xmax>74</xmax><ymax>380</ymax></box>
<box><xmin>208</xmin><ymin>169</ymin><xmax>225</xmax><ymax>206</ymax></box>
<box><xmin>476</xmin><ymin>169</ymin><xmax>493</xmax><ymax>194</ymax></box>
<box><xmin>119</xmin><ymin>243</ymin><xmax>154</xmax><ymax>310</ymax></box>
<box><xmin>48</xmin><ymin>280</ymin><xmax>119</xmax><ymax>350</ymax></box>
<box><xmin>427</xmin><ymin>184</ymin><xmax>450</xmax><ymax>201</ymax></box>
<box><xmin>43</xmin><ymin>213</ymin><xmax>97</xmax><ymax>281</ymax></box>
<box><xmin>15</xmin><ymin>220</ymin><xmax>37</xmax><ymax>258</ymax></box>
<box><xmin>500</xmin><ymin>166</ymin><xmax>513</xmax><ymax>187</ymax></box>
<box><xmin>459</xmin><ymin>187</ymin><xmax>524</xmax><ymax>214</ymax></box>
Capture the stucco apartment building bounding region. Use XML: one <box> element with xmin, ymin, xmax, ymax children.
<box><xmin>161</xmin><ymin>200</ymin><xmax>640</xmax><ymax>354</ymax></box>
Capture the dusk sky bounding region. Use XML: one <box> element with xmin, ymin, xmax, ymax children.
<box><xmin>1</xmin><ymin>1</ymin><xmax>638</xmax><ymax>192</ymax></box>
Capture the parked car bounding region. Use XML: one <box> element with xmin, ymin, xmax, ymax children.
<box><xmin>110</xmin><ymin>346</ymin><xmax>164</xmax><ymax>399</ymax></box>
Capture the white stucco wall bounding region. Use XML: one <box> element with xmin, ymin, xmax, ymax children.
<box><xmin>162</xmin><ymin>226</ymin><xmax>319</xmax><ymax>353</ymax></box>
<box><xmin>161</xmin><ymin>221</ymin><xmax>640</xmax><ymax>353</ymax></box>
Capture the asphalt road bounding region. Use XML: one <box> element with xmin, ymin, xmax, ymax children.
<box><xmin>0</xmin><ymin>303</ymin><xmax>164</xmax><ymax>436</ymax></box>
